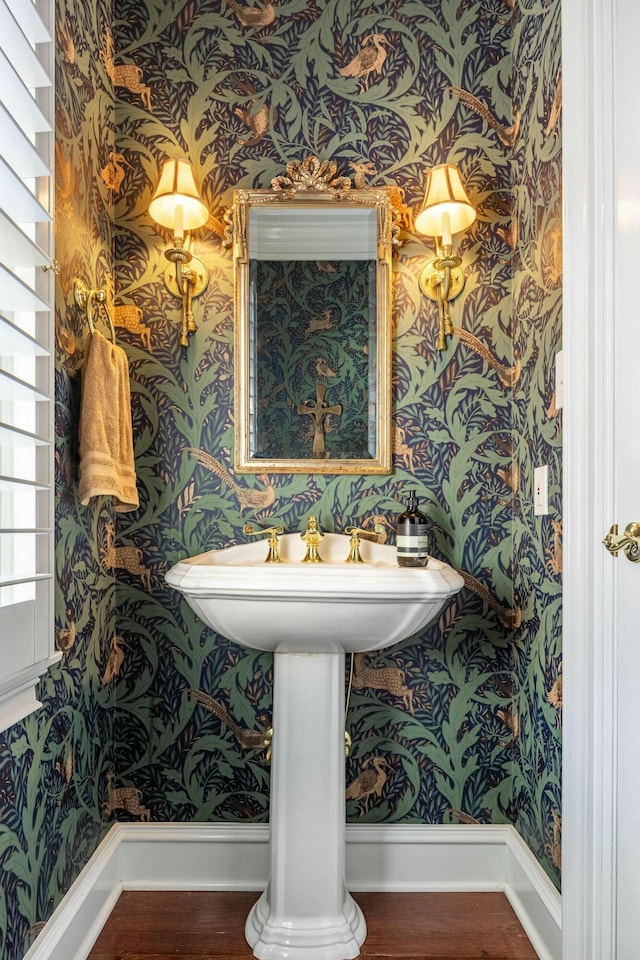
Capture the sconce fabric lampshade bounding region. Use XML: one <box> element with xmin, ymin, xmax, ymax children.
<box><xmin>148</xmin><ymin>159</ymin><xmax>209</xmax><ymax>232</ymax></box>
<box><xmin>415</xmin><ymin>163</ymin><xmax>476</xmax><ymax>238</ymax></box>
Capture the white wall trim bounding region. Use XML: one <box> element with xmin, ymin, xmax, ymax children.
<box><xmin>24</xmin><ymin>823</ymin><xmax>561</xmax><ymax>960</ymax></box>
<box><xmin>504</xmin><ymin>827</ymin><xmax>563</xmax><ymax>960</ymax></box>
<box><xmin>22</xmin><ymin>826</ymin><xmax>123</xmax><ymax>960</ymax></box>
<box><xmin>562</xmin><ymin>0</ymin><xmax>617</xmax><ymax>955</ymax></box>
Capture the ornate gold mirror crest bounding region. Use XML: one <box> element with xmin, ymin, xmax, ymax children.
<box><xmin>228</xmin><ymin>155</ymin><xmax>398</xmax><ymax>474</ymax></box>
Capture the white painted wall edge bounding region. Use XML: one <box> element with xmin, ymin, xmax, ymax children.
<box><xmin>562</xmin><ymin>0</ymin><xmax>617</xmax><ymax>954</ymax></box>
<box><xmin>23</xmin><ymin>822</ymin><xmax>561</xmax><ymax>960</ymax></box>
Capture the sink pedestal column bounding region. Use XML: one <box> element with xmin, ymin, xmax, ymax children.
<box><xmin>246</xmin><ymin>651</ymin><xmax>366</xmax><ymax>960</ymax></box>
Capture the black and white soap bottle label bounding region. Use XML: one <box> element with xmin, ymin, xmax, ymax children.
<box><xmin>396</xmin><ymin>529</ymin><xmax>430</xmax><ymax>557</ymax></box>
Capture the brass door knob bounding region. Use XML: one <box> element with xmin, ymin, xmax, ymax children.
<box><xmin>602</xmin><ymin>523</ymin><xmax>640</xmax><ymax>562</ymax></box>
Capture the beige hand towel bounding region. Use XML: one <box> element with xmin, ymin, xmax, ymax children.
<box><xmin>78</xmin><ymin>329</ymin><xmax>139</xmax><ymax>512</ymax></box>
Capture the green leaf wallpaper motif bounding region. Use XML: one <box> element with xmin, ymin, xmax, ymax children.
<box><xmin>511</xmin><ymin>0</ymin><xmax>562</xmax><ymax>882</ymax></box>
<box><xmin>0</xmin><ymin>0</ymin><xmax>562</xmax><ymax>956</ymax></box>
<box><xmin>108</xmin><ymin>0</ymin><xmax>561</xmax><ymax>882</ymax></box>
<box><xmin>254</xmin><ymin>258</ymin><xmax>374</xmax><ymax>459</ymax></box>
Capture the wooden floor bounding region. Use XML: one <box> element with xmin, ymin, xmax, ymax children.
<box><xmin>88</xmin><ymin>890</ymin><xmax>538</xmax><ymax>960</ymax></box>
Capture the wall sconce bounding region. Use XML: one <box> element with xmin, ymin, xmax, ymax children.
<box><xmin>148</xmin><ymin>158</ymin><xmax>209</xmax><ymax>346</ymax></box>
<box><xmin>415</xmin><ymin>164</ymin><xmax>476</xmax><ymax>352</ymax></box>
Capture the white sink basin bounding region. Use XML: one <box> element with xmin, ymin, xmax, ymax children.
<box><xmin>165</xmin><ymin>531</ymin><xmax>464</xmax><ymax>654</ymax></box>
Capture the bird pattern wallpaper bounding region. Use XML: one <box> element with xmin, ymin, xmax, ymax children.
<box><xmin>253</xmin><ymin>258</ymin><xmax>374</xmax><ymax>459</ymax></box>
<box><xmin>0</xmin><ymin>0</ymin><xmax>561</xmax><ymax>956</ymax></box>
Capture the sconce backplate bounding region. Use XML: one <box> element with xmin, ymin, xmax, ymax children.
<box><xmin>419</xmin><ymin>259</ymin><xmax>465</xmax><ymax>302</ymax></box>
<box><xmin>163</xmin><ymin>256</ymin><xmax>209</xmax><ymax>300</ymax></box>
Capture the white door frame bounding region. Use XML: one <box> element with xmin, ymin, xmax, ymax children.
<box><xmin>563</xmin><ymin>0</ymin><xmax>618</xmax><ymax>955</ymax></box>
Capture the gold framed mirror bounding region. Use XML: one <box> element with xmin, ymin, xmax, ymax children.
<box><xmin>229</xmin><ymin>156</ymin><xmax>397</xmax><ymax>474</ymax></box>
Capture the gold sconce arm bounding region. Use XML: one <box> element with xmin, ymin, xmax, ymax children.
<box><xmin>162</xmin><ymin>241</ymin><xmax>209</xmax><ymax>347</ymax></box>
<box><xmin>602</xmin><ymin>522</ymin><xmax>640</xmax><ymax>562</ymax></box>
<box><xmin>243</xmin><ymin>523</ymin><xmax>285</xmax><ymax>563</ymax></box>
<box><xmin>419</xmin><ymin>240</ymin><xmax>465</xmax><ymax>351</ymax></box>
<box><xmin>415</xmin><ymin>163</ymin><xmax>476</xmax><ymax>353</ymax></box>
<box><xmin>149</xmin><ymin>158</ymin><xmax>210</xmax><ymax>348</ymax></box>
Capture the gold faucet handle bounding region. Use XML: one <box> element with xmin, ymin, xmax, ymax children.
<box><xmin>344</xmin><ymin>526</ymin><xmax>370</xmax><ymax>563</ymax></box>
<box><xmin>243</xmin><ymin>523</ymin><xmax>284</xmax><ymax>563</ymax></box>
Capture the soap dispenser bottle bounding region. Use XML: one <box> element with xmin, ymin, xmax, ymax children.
<box><xmin>396</xmin><ymin>490</ymin><xmax>430</xmax><ymax>567</ymax></box>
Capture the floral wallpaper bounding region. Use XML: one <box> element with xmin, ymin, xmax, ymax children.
<box><xmin>0</xmin><ymin>0</ymin><xmax>562</xmax><ymax>956</ymax></box>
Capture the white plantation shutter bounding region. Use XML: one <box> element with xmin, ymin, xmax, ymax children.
<box><xmin>0</xmin><ymin>0</ymin><xmax>58</xmax><ymax>732</ymax></box>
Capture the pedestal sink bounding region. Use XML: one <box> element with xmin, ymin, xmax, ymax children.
<box><xmin>166</xmin><ymin>529</ymin><xmax>463</xmax><ymax>960</ymax></box>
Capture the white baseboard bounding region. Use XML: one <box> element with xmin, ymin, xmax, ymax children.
<box><xmin>504</xmin><ymin>828</ymin><xmax>562</xmax><ymax>960</ymax></box>
<box><xmin>24</xmin><ymin>822</ymin><xmax>561</xmax><ymax>960</ymax></box>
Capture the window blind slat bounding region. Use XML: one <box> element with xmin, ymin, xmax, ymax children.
<box><xmin>0</xmin><ymin>475</ymin><xmax>51</xmax><ymax>491</ymax></box>
<box><xmin>0</xmin><ymin>265</ymin><xmax>50</xmax><ymax>313</ymax></box>
<box><xmin>0</xmin><ymin>105</ymin><xmax>49</xmax><ymax>179</ymax></box>
<box><xmin>0</xmin><ymin>572</ymin><xmax>52</xmax><ymax>588</ymax></box>
<box><xmin>4</xmin><ymin>0</ymin><xmax>50</xmax><ymax>44</ymax></box>
<box><xmin>0</xmin><ymin>51</ymin><xmax>50</xmax><ymax>135</ymax></box>
<box><xmin>0</xmin><ymin>371</ymin><xmax>51</xmax><ymax>404</ymax></box>
<box><xmin>0</xmin><ymin>528</ymin><xmax>52</xmax><ymax>535</ymax></box>
<box><xmin>0</xmin><ymin>2</ymin><xmax>51</xmax><ymax>88</ymax></box>
<box><xmin>0</xmin><ymin>532</ymin><xmax>51</xmax><ymax>575</ymax></box>
<box><xmin>0</xmin><ymin>422</ymin><xmax>48</xmax><ymax>445</ymax></box>
<box><xmin>0</xmin><ymin>159</ymin><xmax>51</xmax><ymax>225</ymax></box>
<box><xmin>0</xmin><ymin>316</ymin><xmax>49</xmax><ymax>357</ymax></box>
<box><xmin>0</xmin><ymin>212</ymin><xmax>49</xmax><ymax>269</ymax></box>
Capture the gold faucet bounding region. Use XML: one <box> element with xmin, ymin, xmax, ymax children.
<box><xmin>300</xmin><ymin>515</ymin><xmax>324</xmax><ymax>562</ymax></box>
<box><xmin>344</xmin><ymin>526</ymin><xmax>370</xmax><ymax>563</ymax></box>
<box><xmin>243</xmin><ymin>523</ymin><xmax>284</xmax><ymax>563</ymax></box>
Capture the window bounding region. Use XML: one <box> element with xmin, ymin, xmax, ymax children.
<box><xmin>0</xmin><ymin>0</ymin><xmax>58</xmax><ymax>732</ymax></box>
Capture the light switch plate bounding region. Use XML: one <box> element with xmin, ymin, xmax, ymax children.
<box><xmin>534</xmin><ymin>464</ymin><xmax>549</xmax><ymax>516</ymax></box>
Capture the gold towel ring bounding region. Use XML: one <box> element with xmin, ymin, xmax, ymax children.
<box><xmin>73</xmin><ymin>279</ymin><xmax>116</xmax><ymax>344</ymax></box>
<box><xmin>94</xmin><ymin>296</ymin><xmax>117</xmax><ymax>344</ymax></box>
